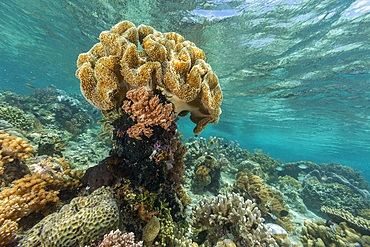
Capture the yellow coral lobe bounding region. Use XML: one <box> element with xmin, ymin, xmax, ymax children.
<box><xmin>75</xmin><ymin>21</ymin><xmax>223</xmax><ymax>134</ymax></box>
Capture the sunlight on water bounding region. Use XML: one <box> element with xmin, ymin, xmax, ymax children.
<box><xmin>0</xmin><ymin>0</ymin><xmax>369</xmax><ymax>176</ymax></box>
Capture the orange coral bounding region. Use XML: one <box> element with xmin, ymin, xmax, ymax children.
<box><xmin>0</xmin><ymin>131</ymin><xmax>33</xmax><ymax>164</ymax></box>
<box><xmin>0</xmin><ymin>172</ymin><xmax>81</xmax><ymax>245</ymax></box>
<box><xmin>122</xmin><ymin>87</ymin><xmax>175</xmax><ymax>140</ymax></box>
<box><xmin>76</xmin><ymin>21</ymin><xmax>223</xmax><ymax>134</ymax></box>
<box><xmin>134</xmin><ymin>203</ymin><xmax>158</xmax><ymax>222</ymax></box>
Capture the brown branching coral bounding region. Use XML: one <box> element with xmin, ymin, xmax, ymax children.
<box><xmin>0</xmin><ymin>131</ymin><xmax>33</xmax><ymax>173</ymax></box>
<box><xmin>122</xmin><ymin>87</ymin><xmax>175</xmax><ymax>139</ymax></box>
<box><xmin>76</xmin><ymin>20</ymin><xmax>223</xmax><ymax>134</ymax></box>
<box><xmin>1</xmin><ymin>131</ymin><xmax>34</xmax><ymax>187</ymax></box>
<box><xmin>232</xmin><ymin>172</ymin><xmax>295</xmax><ymax>232</ymax></box>
<box><xmin>0</xmin><ymin>173</ymin><xmax>81</xmax><ymax>245</ymax></box>
<box><xmin>167</xmin><ymin>138</ymin><xmax>187</xmax><ymax>186</ymax></box>
<box><xmin>196</xmin><ymin>165</ymin><xmax>211</xmax><ymax>182</ymax></box>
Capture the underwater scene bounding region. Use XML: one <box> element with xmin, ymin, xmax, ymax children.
<box><xmin>0</xmin><ymin>0</ymin><xmax>369</xmax><ymax>246</ymax></box>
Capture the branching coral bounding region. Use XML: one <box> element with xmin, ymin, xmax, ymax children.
<box><xmin>0</xmin><ymin>131</ymin><xmax>33</xmax><ymax>165</ymax></box>
<box><xmin>191</xmin><ymin>192</ymin><xmax>277</xmax><ymax>246</ymax></box>
<box><xmin>0</xmin><ymin>131</ymin><xmax>33</xmax><ymax>187</ymax></box>
<box><xmin>232</xmin><ymin>172</ymin><xmax>295</xmax><ymax>232</ymax></box>
<box><xmin>76</xmin><ymin>20</ymin><xmax>223</xmax><ymax>134</ymax></box>
<box><xmin>98</xmin><ymin>230</ymin><xmax>143</xmax><ymax>247</ymax></box>
<box><xmin>122</xmin><ymin>87</ymin><xmax>175</xmax><ymax>139</ymax></box>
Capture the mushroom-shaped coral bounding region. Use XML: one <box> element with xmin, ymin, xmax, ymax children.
<box><xmin>76</xmin><ymin>21</ymin><xmax>222</xmax><ymax>134</ymax></box>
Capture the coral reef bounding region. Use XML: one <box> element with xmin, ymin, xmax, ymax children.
<box><xmin>36</xmin><ymin>132</ymin><xmax>66</xmax><ymax>156</ymax></box>
<box><xmin>0</xmin><ymin>131</ymin><xmax>33</xmax><ymax>186</ymax></box>
<box><xmin>0</xmin><ymin>88</ymin><xmax>95</xmax><ymax>135</ymax></box>
<box><xmin>321</xmin><ymin>206</ymin><xmax>370</xmax><ymax>235</ymax></box>
<box><xmin>142</xmin><ymin>216</ymin><xmax>161</xmax><ymax>246</ymax></box>
<box><xmin>320</xmin><ymin>162</ymin><xmax>369</xmax><ymax>190</ymax></box>
<box><xmin>300</xmin><ymin>219</ymin><xmax>370</xmax><ymax>247</ymax></box>
<box><xmin>75</xmin><ymin>20</ymin><xmax>223</xmax><ymax>134</ymax></box>
<box><xmin>232</xmin><ymin>172</ymin><xmax>295</xmax><ymax>232</ymax></box>
<box><xmin>80</xmin><ymin>85</ymin><xmax>190</xmax><ymax>246</ymax></box>
<box><xmin>301</xmin><ymin>178</ymin><xmax>368</xmax><ymax>214</ymax></box>
<box><xmin>98</xmin><ymin>230</ymin><xmax>143</xmax><ymax>247</ymax></box>
<box><xmin>0</xmin><ymin>172</ymin><xmax>81</xmax><ymax>245</ymax></box>
<box><xmin>0</xmin><ymin>131</ymin><xmax>33</xmax><ymax>164</ymax></box>
<box><xmin>0</xmin><ymin>106</ymin><xmax>34</xmax><ymax>131</ymax></box>
<box><xmin>19</xmin><ymin>187</ymin><xmax>118</xmax><ymax>246</ymax></box>
<box><xmin>191</xmin><ymin>192</ymin><xmax>277</xmax><ymax>246</ymax></box>
<box><xmin>192</xmin><ymin>155</ymin><xmax>222</xmax><ymax>194</ymax></box>
<box><xmin>122</xmin><ymin>87</ymin><xmax>175</xmax><ymax>139</ymax></box>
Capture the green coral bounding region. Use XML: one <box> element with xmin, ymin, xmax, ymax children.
<box><xmin>320</xmin><ymin>162</ymin><xmax>369</xmax><ymax>190</ymax></box>
<box><xmin>0</xmin><ymin>106</ymin><xmax>33</xmax><ymax>131</ymax></box>
<box><xmin>19</xmin><ymin>187</ymin><xmax>119</xmax><ymax>247</ymax></box>
<box><xmin>278</xmin><ymin>175</ymin><xmax>302</xmax><ymax>191</ymax></box>
<box><xmin>155</xmin><ymin>204</ymin><xmax>175</xmax><ymax>246</ymax></box>
<box><xmin>241</xmin><ymin>150</ymin><xmax>281</xmax><ymax>182</ymax></box>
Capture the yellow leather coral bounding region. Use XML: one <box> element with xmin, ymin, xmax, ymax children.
<box><xmin>76</xmin><ymin>21</ymin><xmax>222</xmax><ymax>134</ymax></box>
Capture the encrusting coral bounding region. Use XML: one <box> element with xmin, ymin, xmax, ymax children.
<box><xmin>19</xmin><ymin>187</ymin><xmax>119</xmax><ymax>247</ymax></box>
<box><xmin>122</xmin><ymin>87</ymin><xmax>175</xmax><ymax>139</ymax></box>
<box><xmin>191</xmin><ymin>192</ymin><xmax>277</xmax><ymax>246</ymax></box>
<box><xmin>76</xmin><ymin>20</ymin><xmax>223</xmax><ymax>134</ymax></box>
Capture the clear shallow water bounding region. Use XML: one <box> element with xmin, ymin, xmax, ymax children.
<box><xmin>1</xmin><ymin>0</ymin><xmax>369</xmax><ymax>177</ymax></box>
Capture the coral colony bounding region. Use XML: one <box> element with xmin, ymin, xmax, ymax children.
<box><xmin>1</xmin><ymin>20</ymin><xmax>370</xmax><ymax>247</ymax></box>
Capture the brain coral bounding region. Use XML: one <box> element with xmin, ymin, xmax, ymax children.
<box><xmin>76</xmin><ymin>20</ymin><xmax>222</xmax><ymax>134</ymax></box>
<box><xmin>19</xmin><ymin>187</ymin><xmax>119</xmax><ymax>247</ymax></box>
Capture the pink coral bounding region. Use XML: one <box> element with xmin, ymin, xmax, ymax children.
<box><xmin>122</xmin><ymin>87</ymin><xmax>175</xmax><ymax>140</ymax></box>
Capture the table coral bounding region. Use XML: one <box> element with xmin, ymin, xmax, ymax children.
<box><xmin>191</xmin><ymin>192</ymin><xmax>277</xmax><ymax>246</ymax></box>
<box><xmin>76</xmin><ymin>20</ymin><xmax>223</xmax><ymax>134</ymax></box>
<box><xmin>19</xmin><ymin>187</ymin><xmax>119</xmax><ymax>247</ymax></box>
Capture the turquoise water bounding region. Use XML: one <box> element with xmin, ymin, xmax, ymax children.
<box><xmin>1</xmin><ymin>0</ymin><xmax>369</xmax><ymax>177</ymax></box>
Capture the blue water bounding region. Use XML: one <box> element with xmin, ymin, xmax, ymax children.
<box><xmin>1</xmin><ymin>0</ymin><xmax>369</xmax><ymax>178</ymax></box>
